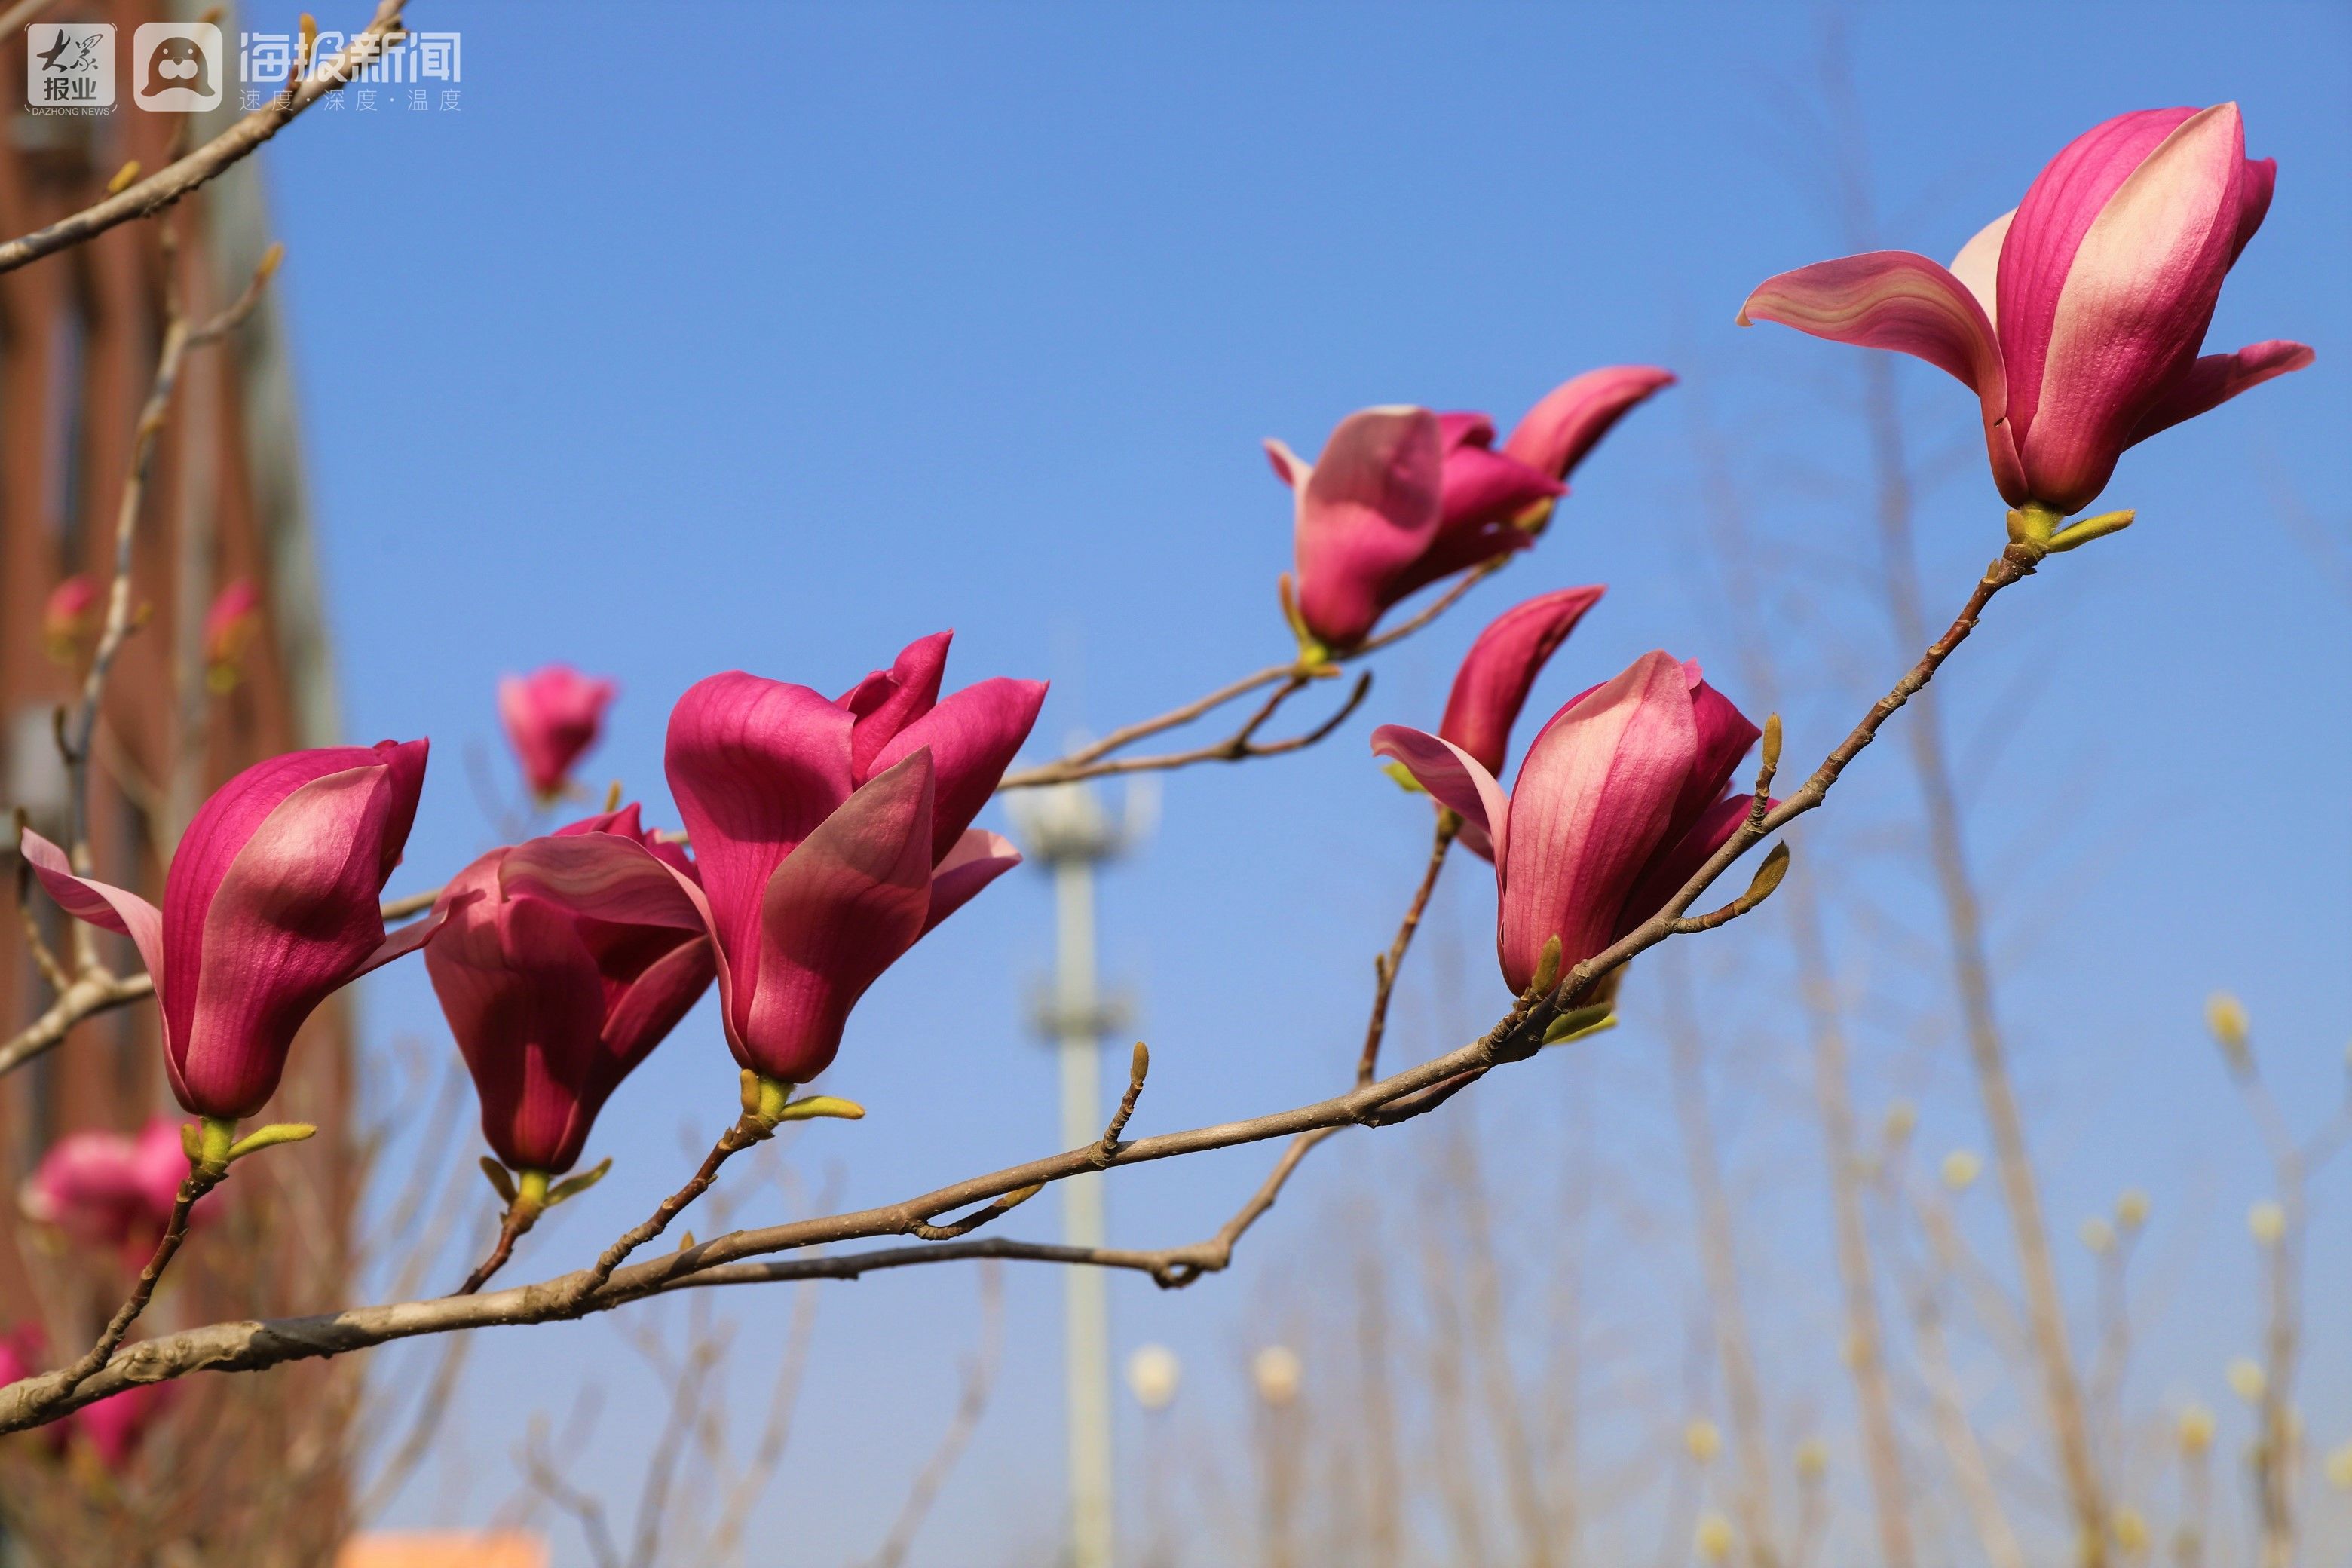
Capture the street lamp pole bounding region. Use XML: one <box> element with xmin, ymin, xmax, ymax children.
<box><xmin>1007</xmin><ymin>777</ymin><xmax>1150</xmax><ymax>1568</ymax></box>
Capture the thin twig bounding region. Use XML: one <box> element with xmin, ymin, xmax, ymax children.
<box><xmin>51</xmin><ymin>1167</ymin><xmax>216</xmax><ymax>1400</ymax></box>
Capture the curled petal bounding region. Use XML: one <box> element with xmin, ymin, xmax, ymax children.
<box><xmin>1675</xmin><ymin>662</ymin><xmax>1763</xmax><ymax>836</ymax></box>
<box><xmin>20</xmin><ymin>829</ymin><xmax>165</xmax><ymax>991</ymax></box>
<box><xmin>1370</xmin><ymin>726</ymin><xmax>1509</xmax><ymax>864</ymax></box>
<box><xmin>2127</xmin><ymin>339</ymin><xmax>2315</xmax><ymax>447</ymax></box>
<box><xmin>925</xmin><ymin>828</ymin><xmax>1022</xmax><ymax>936</ymax></box>
<box><xmin>837</xmin><ymin>630</ymin><xmax>952</xmax><ymax>782</ymax></box>
<box><xmin>1740</xmin><ymin>252</ymin><xmax>2024</xmax><ymax>504</ymax></box>
<box><xmin>1437</xmin><ymin>586</ymin><xmax>1606</xmax><ymax>777</ymax></box>
<box><xmin>871</xmin><ymin>675</ymin><xmax>1048</xmax><ymax>863</ymax></box>
<box><xmin>1949</xmin><ymin>209</ymin><xmax>2015</xmax><ymax>326</ymax></box>
<box><xmin>1499</xmin><ymin>366</ymin><xmax>1678</xmax><ymax>482</ymax></box>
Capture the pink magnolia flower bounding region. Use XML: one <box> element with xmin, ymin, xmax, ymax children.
<box><xmin>20</xmin><ymin>1117</ymin><xmax>188</xmax><ymax>1254</ymax></box>
<box><xmin>427</xmin><ymin>804</ymin><xmax>716</xmax><ymax>1176</ymax></box>
<box><xmin>70</xmin><ymin>1381</ymin><xmax>173</xmax><ymax>1470</ymax></box>
<box><xmin>500</xmin><ymin>665</ymin><xmax>618</xmax><ymax>803</ymax></box>
<box><xmin>24</xmin><ymin>741</ymin><xmax>443</xmax><ymax>1121</ymax></box>
<box><xmin>1376</xmin><ymin>651</ymin><xmax>1762</xmax><ymax>993</ymax></box>
<box><xmin>499</xmin><ymin>632</ymin><xmax>1043</xmax><ymax>1088</ymax></box>
<box><xmin>1741</xmin><ymin>103</ymin><xmax>2311</xmax><ymax>518</ymax></box>
<box><xmin>1267</xmin><ymin>369</ymin><xmax>1674</xmax><ymax>652</ymax></box>
<box><xmin>203</xmin><ymin>578</ymin><xmax>264</xmax><ymax>693</ymax></box>
<box><xmin>43</xmin><ymin>575</ymin><xmax>100</xmax><ymax>666</ymax></box>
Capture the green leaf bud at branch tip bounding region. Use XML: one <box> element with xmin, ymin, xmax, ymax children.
<box><xmin>2044</xmin><ymin>508</ymin><xmax>2136</xmax><ymax>552</ymax></box>
<box><xmin>1759</xmin><ymin>713</ymin><xmax>1782</xmax><ymax>776</ymax></box>
<box><xmin>1542</xmin><ymin>1005</ymin><xmax>1617</xmax><ymax>1046</ymax></box>
<box><xmin>225</xmin><ymin>1122</ymin><xmax>316</xmax><ymax>1164</ymax></box>
<box><xmin>546</xmin><ymin>1158</ymin><xmax>611</xmax><ymax>1208</ymax></box>
<box><xmin>480</xmin><ymin>1157</ymin><xmax>517</xmax><ymax>1205</ymax></box>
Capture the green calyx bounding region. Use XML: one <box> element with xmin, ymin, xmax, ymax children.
<box><xmin>2008</xmin><ymin>503</ymin><xmax>2135</xmax><ymax>554</ymax></box>
<box><xmin>182</xmin><ymin>1116</ymin><xmax>316</xmax><ymax>1179</ymax></box>
<box><xmin>738</xmin><ymin>1069</ymin><xmax>866</xmax><ymax>1137</ymax></box>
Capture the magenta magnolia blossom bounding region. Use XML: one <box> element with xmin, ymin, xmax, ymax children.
<box><xmin>500</xmin><ymin>663</ymin><xmax>619</xmax><ymax>802</ymax></box>
<box><xmin>25</xmin><ymin>741</ymin><xmax>442</xmax><ymax>1120</ymax></box>
<box><xmin>20</xmin><ymin>1117</ymin><xmax>186</xmax><ymax>1253</ymax></box>
<box><xmin>501</xmin><ymin>632</ymin><xmax>1043</xmax><ymax>1087</ymax></box>
<box><xmin>428</xmin><ymin>804</ymin><xmax>716</xmax><ymax>1176</ymax></box>
<box><xmin>1267</xmin><ymin>369</ymin><xmax>1674</xmax><ymax>651</ymax></box>
<box><xmin>1741</xmin><ymin>103</ymin><xmax>2311</xmax><ymax>516</ymax></box>
<box><xmin>1377</xmin><ymin>651</ymin><xmax>1762</xmax><ymax>993</ymax></box>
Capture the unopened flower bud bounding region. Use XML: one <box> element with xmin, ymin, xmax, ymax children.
<box><xmin>2228</xmin><ymin>1358</ymin><xmax>2268</xmax><ymax>1404</ymax></box>
<box><xmin>1252</xmin><ymin>1345</ymin><xmax>1301</xmax><ymax>1407</ymax></box>
<box><xmin>1126</xmin><ymin>1344</ymin><xmax>1181</xmax><ymax>1412</ymax></box>
<box><xmin>1683</xmin><ymin>1417</ymin><xmax>1721</xmax><ymax>1464</ymax></box>
<box><xmin>1794</xmin><ymin>1437</ymin><xmax>1829</xmax><ymax>1481</ymax></box>
<box><xmin>2115</xmin><ymin>1189</ymin><xmax>2150</xmax><ymax>1231</ymax></box>
<box><xmin>2206</xmin><ymin>992</ymin><xmax>2251</xmax><ymax>1070</ymax></box>
<box><xmin>2324</xmin><ymin>1440</ymin><xmax>2352</xmax><ymax>1492</ymax></box>
<box><xmin>1882</xmin><ymin>1101</ymin><xmax>1916</xmax><ymax>1144</ymax></box>
<box><xmin>1695</xmin><ymin>1514</ymin><xmax>1734</xmax><ymax>1564</ymax></box>
<box><xmin>2176</xmin><ymin>1403</ymin><xmax>2216</xmax><ymax>1455</ymax></box>
<box><xmin>2112</xmin><ymin>1506</ymin><xmax>2150</xmax><ymax>1557</ymax></box>
<box><xmin>2080</xmin><ymin>1217</ymin><xmax>2115</xmax><ymax>1255</ymax></box>
<box><xmin>2247</xmin><ymin>1200</ymin><xmax>2285</xmax><ymax>1247</ymax></box>
<box><xmin>1940</xmin><ymin>1150</ymin><xmax>1982</xmax><ymax>1191</ymax></box>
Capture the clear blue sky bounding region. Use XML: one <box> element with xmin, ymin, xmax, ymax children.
<box><xmin>258</xmin><ymin>4</ymin><xmax>2347</xmax><ymax>1561</ymax></box>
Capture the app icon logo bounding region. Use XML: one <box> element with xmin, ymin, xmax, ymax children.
<box><xmin>132</xmin><ymin>22</ymin><xmax>222</xmax><ymax>112</ymax></box>
<box><xmin>26</xmin><ymin>23</ymin><xmax>113</xmax><ymax>109</ymax></box>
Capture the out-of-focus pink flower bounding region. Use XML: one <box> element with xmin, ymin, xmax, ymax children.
<box><xmin>24</xmin><ymin>741</ymin><xmax>443</xmax><ymax>1120</ymax></box>
<box><xmin>1741</xmin><ymin>103</ymin><xmax>2311</xmax><ymax>518</ymax></box>
<box><xmin>428</xmin><ymin>804</ymin><xmax>715</xmax><ymax>1176</ymax></box>
<box><xmin>499</xmin><ymin>632</ymin><xmax>1043</xmax><ymax>1088</ymax></box>
<box><xmin>499</xmin><ymin>665</ymin><xmax>618</xmax><ymax>804</ymax></box>
<box><xmin>43</xmin><ymin>576</ymin><xmax>100</xmax><ymax>666</ymax></box>
<box><xmin>69</xmin><ymin>1380</ymin><xmax>173</xmax><ymax>1470</ymax></box>
<box><xmin>1376</xmin><ymin>651</ymin><xmax>1762</xmax><ymax>993</ymax></box>
<box><xmin>203</xmin><ymin>579</ymin><xmax>265</xmax><ymax>694</ymax></box>
<box><xmin>20</xmin><ymin>1117</ymin><xmax>188</xmax><ymax>1254</ymax></box>
<box><xmin>0</xmin><ymin>1325</ymin><xmax>41</xmax><ymax>1389</ymax></box>
<box><xmin>1269</xmin><ymin>371</ymin><xmax>1673</xmax><ymax>652</ymax></box>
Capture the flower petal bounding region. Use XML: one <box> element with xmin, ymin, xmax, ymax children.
<box><xmin>1499</xmin><ymin>366</ymin><xmax>1678</xmax><ymax>482</ymax></box>
<box><xmin>1437</xmin><ymin>586</ymin><xmax>1606</xmax><ymax>777</ymax></box>
<box><xmin>1949</xmin><ymin>209</ymin><xmax>2015</xmax><ymax>326</ymax></box>
<box><xmin>1289</xmin><ymin>406</ymin><xmax>1446</xmax><ymax>650</ymax></box>
<box><xmin>1497</xmin><ymin>651</ymin><xmax>1694</xmax><ymax>990</ymax></box>
<box><xmin>2017</xmin><ymin>104</ymin><xmax>2252</xmax><ymax>510</ymax></box>
<box><xmin>836</xmin><ymin>630</ymin><xmax>952</xmax><ymax>783</ymax></box>
<box><xmin>1370</xmin><ymin>725</ymin><xmax>1510</xmax><ymax>863</ymax></box>
<box><xmin>665</xmin><ymin>672</ymin><xmax>856</xmax><ymax>982</ymax></box>
<box><xmin>924</xmin><ymin>828</ymin><xmax>1023</xmax><ymax>935</ymax></box>
<box><xmin>1676</xmin><ymin>662</ymin><xmax>1762</xmax><ymax>836</ymax></box>
<box><xmin>20</xmin><ymin>829</ymin><xmax>164</xmax><ymax>993</ymax></box>
<box><xmin>871</xmin><ymin>676</ymin><xmax>1047</xmax><ymax>864</ymax></box>
<box><xmin>740</xmin><ymin>749</ymin><xmax>939</xmax><ymax>1082</ymax></box>
<box><xmin>1740</xmin><ymin>251</ymin><xmax>2023</xmax><ymax>502</ymax></box>
<box><xmin>1615</xmin><ymin>793</ymin><xmax>1756</xmax><ymax>939</ymax></box>
<box><xmin>179</xmin><ymin>764</ymin><xmax>403</xmax><ymax>1118</ymax></box>
<box><xmin>1995</xmin><ymin>106</ymin><xmax>2206</xmax><ymax>447</ymax></box>
<box><xmin>2127</xmin><ymin>339</ymin><xmax>2316</xmax><ymax>447</ymax></box>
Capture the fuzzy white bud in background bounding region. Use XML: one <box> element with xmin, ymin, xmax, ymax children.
<box><xmin>1251</xmin><ymin>1345</ymin><xmax>1302</xmax><ymax>1407</ymax></box>
<box><xmin>1126</xmin><ymin>1344</ymin><xmax>1181</xmax><ymax>1412</ymax></box>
